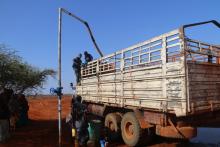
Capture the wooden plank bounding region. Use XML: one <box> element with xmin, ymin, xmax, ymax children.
<box><xmin>188</xmin><ymin>63</ymin><xmax>220</xmax><ymax>113</ymax></box>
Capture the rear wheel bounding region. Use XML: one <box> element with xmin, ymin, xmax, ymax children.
<box><xmin>104</xmin><ymin>113</ymin><xmax>122</xmax><ymax>141</ymax></box>
<box><xmin>121</xmin><ymin>112</ymin><xmax>154</xmax><ymax>146</ymax></box>
<box><xmin>121</xmin><ymin>112</ymin><xmax>142</xmax><ymax>146</ymax></box>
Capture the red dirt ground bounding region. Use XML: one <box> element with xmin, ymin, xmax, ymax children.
<box><xmin>1</xmin><ymin>95</ymin><xmax>218</xmax><ymax>147</ymax></box>
<box><xmin>0</xmin><ymin>95</ymin><xmax>73</xmax><ymax>147</ymax></box>
<box><xmin>0</xmin><ymin>95</ymin><xmax>192</xmax><ymax>147</ymax></box>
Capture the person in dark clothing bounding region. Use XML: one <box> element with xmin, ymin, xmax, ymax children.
<box><xmin>17</xmin><ymin>94</ymin><xmax>29</xmax><ymax>126</ymax></box>
<box><xmin>72</xmin><ymin>95</ymin><xmax>89</xmax><ymax>146</ymax></box>
<box><xmin>0</xmin><ymin>92</ymin><xmax>10</xmax><ymax>119</ymax></box>
<box><xmin>72</xmin><ymin>54</ymin><xmax>82</xmax><ymax>84</ymax></box>
<box><xmin>0</xmin><ymin>88</ymin><xmax>13</xmax><ymax>119</ymax></box>
<box><xmin>84</xmin><ymin>51</ymin><xmax>93</xmax><ymax>65</ymax></box>
<box><xmin>8</xmin><ymin>94</ymin><xmax>20</xmax><ymax>117</ymax></box>
<box><xmin>72</xmin><ymin>95</ymin><xmax>86</xmax><ymax>121</ymax></box>
<box><xmin>208</xmin><ymin>50</ymin><xmax>213</xmax><ymax>63</ymax></box>
<box><xmin>8</xmin><ymin>94</ymin><xmax>20</xmax><ymax>130</ymax></box>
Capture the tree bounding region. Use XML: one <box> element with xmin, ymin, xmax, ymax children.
<box><xmin>0</xmin><ymin>44</ymin><xmax>56</xmax><ymax>94</ymax></box>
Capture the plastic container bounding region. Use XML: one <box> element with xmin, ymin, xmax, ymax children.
<box><xmin>88</xmin><ymin>119</ymin><xmax>102</xmax><ymax>142</ymax></box>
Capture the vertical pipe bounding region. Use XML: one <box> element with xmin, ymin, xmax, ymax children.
<box><xmin>58</xmin><ymin>8</ymin><xmax>62</xmax><ymax>147</ymax></box>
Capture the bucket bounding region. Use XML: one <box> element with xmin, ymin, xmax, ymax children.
<box><xmin>88</xmin><ymin>119</ymin><xmax>102</xmax><ymax>142</ymax></box>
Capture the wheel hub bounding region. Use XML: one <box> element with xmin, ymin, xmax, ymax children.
<box><xmin>109</xmin><ymin>121</ymin><xmax>115</xmax><ymax>131</ymax></box>
<box><xmin>125</xmin><ymin>121</ymin><xmax>134</xmax><ymax>139</ymax></box>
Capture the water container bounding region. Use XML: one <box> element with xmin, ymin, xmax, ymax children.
<box><xmin>88</xmin><ymin>119</ymin><xmax>102</xmax><ymax>142</ymax></box>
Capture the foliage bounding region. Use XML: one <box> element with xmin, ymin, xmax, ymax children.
<box><xmin>0</xmin><ymin>44</ymin><xmax>56</xmax><ymax>94</ymax></box>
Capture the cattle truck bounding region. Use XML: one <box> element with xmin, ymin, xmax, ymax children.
<box><xmin>76</xmin><ymin>20</ymin><xmax>220</xmax><ymax>146</ymax></box>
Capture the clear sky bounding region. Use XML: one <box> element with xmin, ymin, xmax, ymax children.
<box><xmin>0</xmin><ymin>0</ymin><xmax>219</xmax><ymax>94</ymax></box>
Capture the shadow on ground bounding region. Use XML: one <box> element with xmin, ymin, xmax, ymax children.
<box><xmin>0</xmin><ymin>119</ymin><xmax>73</xmax><ymax>147</ymax></box>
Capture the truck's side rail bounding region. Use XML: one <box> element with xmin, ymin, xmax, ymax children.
<box><xmin>185</xmin><ymin>38</ymin><xmax>220</xmax><ymax>64</ymax></box>
<box><xmin>82</xmin><ymin>29</ymin><xmax>182</xmax><ymax>77</ymax></box>
<box><xmin>166</xmin><ymin>33</ymin><xmax>181</xmax><ymax>62</ymax></box>
<box><xmin>78</xmin><ymin>29</ymin><xmax>188</xmax><ymax>116</ymax></box>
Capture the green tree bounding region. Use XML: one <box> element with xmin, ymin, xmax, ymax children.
<box><xmin>0</xmin><ymin>44</ymin><xmax>56</xmax><ymax>94</ymax></box>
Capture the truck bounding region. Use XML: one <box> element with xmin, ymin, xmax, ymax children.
<box><xmin>76</xmin><ymin>20</ymin><xmax>220</xmax><ymax>146</ymax></box>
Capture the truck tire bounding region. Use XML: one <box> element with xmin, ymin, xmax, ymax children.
<box><xmin>121</xmin><ymin>112</ymin><xmax>142</xmax><ymax>146</ymax></box>
<box><xmin>104</xmin><ymin>113</ymin><xmax>122</xmax><ymax>141</ymax></box>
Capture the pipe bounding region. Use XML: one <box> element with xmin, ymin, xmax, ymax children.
<box><xmin>58</xmin><ymin>8</ymin><xmax>62</xmax><ymax>147</ymax></box>
<box><xmin>61</xmin><ymin>8</ymin><xmax>104</xmax><ymax>57</ymax></box>
<box><xmin>181</xmin><ymin>20</ymin><xmax>220</xmax><ymax>35</ymax></box>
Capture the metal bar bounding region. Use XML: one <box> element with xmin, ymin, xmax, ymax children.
<box><xmin>166</xmin><ymin>36</ymin><xmax>179</xmax><ymax>42</ymax></box>
<box><xmin>182</xmin><ymin>20</ymin><xmax>220</xmax><ymax>35</ymax></box>
<box><xmin>183</xmin><ymin>20</ymin><xmax>220</xmax><ymax>29</ymax></box>
<box><xmin>187</xmin><ymin>38</ymin><xmax>220</xmax><ymax>49</ymax></box>
<box><xmin>166</xmin><ymin>43</ymin><xmax>180</xmax><ymax>48</ymax></box>
<box><xmin>62</xmin><ymin>8</ymin><xmax>104</xmax><ymax>57</ymax></box>
<box><xmin>57</xmin><ymin>8</ymin><xmax>62</xmax><ymax>147</ymax></box>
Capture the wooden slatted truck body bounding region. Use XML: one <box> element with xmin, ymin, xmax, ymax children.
<box><xmin>76</xmin><ymin>22</ymin><xmax>220</xmax><ymax>146</ymax></box>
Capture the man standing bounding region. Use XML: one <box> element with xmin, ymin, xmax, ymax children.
<box><xmin>0</xmin><ymin>89</ymin><xmax>10</xmax><ymax>120</ymax></box>
<box><xmin>84</xmin><ymin>51</ymin><xmax>93</xmax><ymax>65</ymax></box>
<box><xmin>17</xmin><ymin>94</ymin><xmax>29</xmax><ymax>126</ymax></box>
<box><xmin>72</xmin><ymin>54</ymin><xmax>82</xmax><ymax>84</ymax></box>
<box><xmin>72</xmin><ymin>95</ymin><xmax>89</xmax><ymax>146</ymax></box>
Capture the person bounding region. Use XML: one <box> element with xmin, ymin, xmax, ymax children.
<box><xmin>0</xmin><ymin>89</ymin><xmax>11</xmax><ymax>119</ymax></box>
<box><xmin>8</xmin><ymin>94</ymin><xmax>20</xmax><ymax>128</ymax></box>
<box><xmin>208</xmin><ymin>50</ymin><xmax>213</xmax><ymax>63</ymax></box>
<box><xmin>0</xmin><ymin>89</ymin><xmax>13</xmax><ymax>139</ymax></box>
<box><xmin>17</xmin><ymin>94</ymin><xmax>29</xmax><ymax>126</ymax></box>
<box><xmin>100</xmin><ymin>127</ymin><xmax>109</xmax><ymax>147</ymax></box>
<box><xmin>72</xmin><ymin>54</ymin><xmax>82</xmax><ymax>84</ymax></box>
<box><xmin>72</xmin><ymin>95</ymin><xmax>89</xmax><ymax>146</ymax></box>
<box><xmin>84</xmin><ymin>51</ymin><xmax>93</xmax><ymax>65</ymax></box>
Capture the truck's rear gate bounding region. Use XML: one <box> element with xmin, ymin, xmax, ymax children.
<box><xmin>186</xmin><ymin>39</ymin><xmax>220</xmax><ymax>114</ymax></box>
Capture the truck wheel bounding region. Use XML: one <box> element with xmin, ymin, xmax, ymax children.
<box><xmin>104</xmin><ymin>113</ymin><xmax>122</xmax><ymax>141</ymax></box>
<box><xmin>121</xmin><ymin>112</ymin><xmax>142</xmax><ymax>146</ymax></box>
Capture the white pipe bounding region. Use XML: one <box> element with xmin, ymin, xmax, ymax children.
<box><xmin>58</xmin><ymin>8</ymin><xmax>62</xmax><ymax>147</ymax></box>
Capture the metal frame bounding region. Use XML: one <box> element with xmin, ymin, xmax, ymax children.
<box><xmin>82</xmin><ymin>29</ymin><xmax>180</xmax><ymax>77</ymax></box>
<box><xmin>79</xmin><ymin>29</ymin><xmax>184</xmax><ymax>115</ymax></box>
<box><xmin>77</xmin><ymin>20</ymin><xmax>220</xmax><ymax>117</ymax></box>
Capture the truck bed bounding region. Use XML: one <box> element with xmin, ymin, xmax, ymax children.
<box><xmin>76</xmin><ymin>28</ymin><xmax>220</xmax><ymax>117</ymax></box>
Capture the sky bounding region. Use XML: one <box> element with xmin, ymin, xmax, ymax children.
<box><xmin>0</xmin><ymin>0</ymin><xmax>220</xmax><ymax>94</ymax></box>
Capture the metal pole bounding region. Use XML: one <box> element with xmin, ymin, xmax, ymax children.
<box><xmin>56</xmin><ymin>8</ymin><xmax>104</xmax><ymax>146</ymax></box>
<box><xmin>58</xmin><ymin>8</ymin><xmax>62</xmax><ymax>147</ymax></box>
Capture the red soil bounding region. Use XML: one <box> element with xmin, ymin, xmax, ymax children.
<box><xmin>1</xmin><ymin>95</ymin><xmax>217</xmax><ymax>147</ymax></box>
<box><xmin>0</xmin><ymin>95</ymin><xmax>73</xmax><ymax>147</ymax></box>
